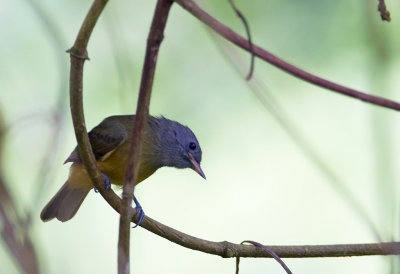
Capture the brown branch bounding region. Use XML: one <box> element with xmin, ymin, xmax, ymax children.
<box><xmin>123</xmin><ymin>205</ymin><xmax>400</xmax><ymax>258</ymax></box>
<box><xmin>377</xmin><ymin>0</ymin><xmax>391</xmax><ymax>22</ymax></box>
<box><xmin>118</xmin><ymin>0</ymin><xmax>173</xmax><ymax>273</ymax></box>
<box><xmin>67</xmin><ymin>0</ymin><xmax>110</xmax><ymax>198</ymax></box>
<box><xmin>175</xmin><ymin>0</ymin><xmax>400</xmax><ymax>111</ymax></box>
<box><xmin>65</xmin><ymin>174</ymin><xmax>400</xmax><ymax>259</ymax></box>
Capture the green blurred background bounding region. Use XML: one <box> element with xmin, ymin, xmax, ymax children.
<box><xmin>1</xmin><ymin>0</ymin><xmax>400</xmax><ymax>273</ymax></box>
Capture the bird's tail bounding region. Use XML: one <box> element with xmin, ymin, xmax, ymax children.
<box><xmin>40</xmin><ymin>180</ymin><xmax>90</xmax><ymax>222</ymax></box>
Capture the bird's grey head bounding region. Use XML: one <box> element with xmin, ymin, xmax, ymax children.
<box><xmin>152</xmin><ymin>117</ymin><xmax>205</xmax><ymax>179</ymax></box>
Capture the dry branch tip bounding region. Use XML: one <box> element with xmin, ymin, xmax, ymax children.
<box><xmin>378</xmin><ymin>0</ymin><xmax>391</xmax><ymax>22</ymax></box>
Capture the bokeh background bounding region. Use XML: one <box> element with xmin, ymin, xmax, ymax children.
<box><xmin>1</xmin><ymin>0</ymin><xmax>400</xmax><ymax>273</ymax></box>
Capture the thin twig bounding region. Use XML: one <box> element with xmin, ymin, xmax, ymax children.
<box><xmin>175</xmin><ymin>0</ymin><xmax>400</xmax><ymax>111</ymax></box>
<box><xmin>118</xmin><ymin>0</ymin><xmax>173</xmax><ymax>273</ymax></box>
<box><xmin>227</xmin><ymin>0</ymin><xmax>254</xmax><ymax>80</ymax></box>
<box><xmin>237</xmin><ymin>241</ymin><xmax>292</xmax><ymax>274</ymax></box>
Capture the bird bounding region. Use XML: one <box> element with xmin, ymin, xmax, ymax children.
<box><xmin>40</xmin><ymin>115</ymin><xmax>205</xmax><ymax>222</ymax></box>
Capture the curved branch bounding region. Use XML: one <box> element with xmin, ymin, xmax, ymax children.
<box><xmin>130</xmin><ymin>207</ymin><xmax>400</xmax><ymax>258</ymax></box>
<box><xmin>68</xmin><ymin>0</ymin><xmax>109</xmax><ymax>194</ymax></box>
<box><xmin>67</xmin><ymin>0</ymin><xmax>400</xmax><ymax>262</ymax></box>
<box><xmin>79</xmin><ymin>182</ymin><xmax>400</xmax><ymax>258</ymax></box>
<box><xmin>175</xmin><ymin>0</ymin><xmax>400</xmax><ymax>112</ymax></box>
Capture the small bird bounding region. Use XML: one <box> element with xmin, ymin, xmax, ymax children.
<box><xmin>40</xmin><ymin>115</ymin><xmax>205</xmax><ymax>222</ymax></box>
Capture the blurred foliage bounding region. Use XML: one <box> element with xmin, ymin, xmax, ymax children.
<box><xmin>0</xmin><ymin>0</ymin><xmax>400</xmax><ymax>273</ymax></box>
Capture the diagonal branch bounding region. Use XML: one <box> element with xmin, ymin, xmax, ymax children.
<box><xmin>175</xmin><ymin>0</ymin><xmax>400</xmax><ymax>112</ymax></box>
<box><xmin>118</xmin><ymin>0</ymin><xmax>173</xmax><ymax>273</ymax></box>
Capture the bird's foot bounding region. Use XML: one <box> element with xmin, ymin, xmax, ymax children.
<box><xmin>94</xmin><ymin>173</ymin><xmax>112</xmax><ymax>193</ymax></box>
<box><xmin>132</xmin><ymin>196</ymin><xmax>145</xmax><ymax>228</ymax></box>
<box><xmin>103</xmin><ymin>174</ymin><xmax>111</xmax><ymax>189</ymax></box>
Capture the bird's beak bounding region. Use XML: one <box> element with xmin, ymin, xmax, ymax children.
<box><xmin>188</xmin><ymin>153</ymin><xmax>206</xmax><ymax>179</ymax></box>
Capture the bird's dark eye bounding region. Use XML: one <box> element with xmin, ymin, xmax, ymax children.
<box><xmin>189</xmin><ymin>142</ymin><xmax>196</xmax><ymax>150</ymax></box>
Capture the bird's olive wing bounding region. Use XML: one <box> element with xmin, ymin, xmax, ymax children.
<box><xmin>64</xmin><ymin>119</ymin><xmax>128</xmax><ymax>163</ymax></box>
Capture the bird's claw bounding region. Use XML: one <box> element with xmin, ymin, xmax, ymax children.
<box><xmin>103</xmin><ymin>174</ymin><xmax>111</xmax><ymax>189</ymax></box>
<box><xmin>132</xmin><ymin>196</ymin><xmax>145</xmax><ymax>228</ymax></box>
<box><xmin>93</xmin><ymin>177</ymin><xmax>145</xmax><ymax>227</ymax></box>
<box><xmin>94</xmin><ymin>173</ymin><xmax>111</xmax><ymax>193</ymax></box>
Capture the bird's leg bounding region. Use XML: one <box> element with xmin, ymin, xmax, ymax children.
<box><xmin>93</xmin><ymin>174</ymin><xmax>144</xmax><ymax>227</ymax></box>
<box><xmin>94</xmin><ymin>173</ymin><xmax>112</xmax><ymax>193</ymax></box>
<box><xmin>132</xmin><ymin>195</ymin><xmax>145</xmax><ymax>228</ymax></box>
